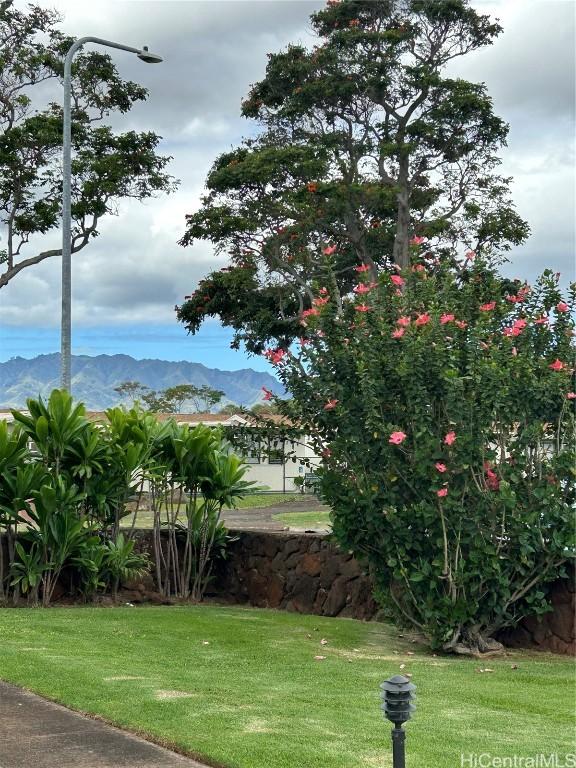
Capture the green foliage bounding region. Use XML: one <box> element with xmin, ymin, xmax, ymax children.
<box><xmin>0</xmin><ymin>0</ymin><xmax>175</xmax><ymax>289</ymax></box>
<box><xmin>114</xmin><ymin>380</ymin><xmax>224</xmax><ymax>413</ymax></box>
<box><xmin>9</xmin><ymin>542</ymin><xmax>46</xmax><ymax>604</ymax></box>
<box><xmin>177</xmin><ymin>0</ymin><xmax>528</xmax><ymax>352</ymax></box>
<box><xmin>270</xmin><ymin>254</ymin><xmax>575</xmax><ymax>653</ymax></box>
<box><xmin>150</xmin><ymin>422</ymin><xmax>254</xmax><ymax>600</ymax></box>
<box><xmin>101</xmin><ymin>533</ymin><xmax>150</xmax><ymax>599</ymax></box>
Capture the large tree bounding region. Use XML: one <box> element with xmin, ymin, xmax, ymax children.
<box><xmin>0</xmin><ymin>1</ymin><xmax>175</xmax><ymax>289</ymax></box>
<box><xmin>177</xmin><ymin>0</ymin><xmax>528</xmax><ymax>352</ymax></box>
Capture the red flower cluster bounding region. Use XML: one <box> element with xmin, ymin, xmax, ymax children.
<box><xmin>264</xmin><ymin>348</ymin><xmax>287</xmax><ymax>365</ymax></box>
<box><xmin>503</xmin><ymin>318</ymin><xmax>527</xmax><ymax>337</ymax></box>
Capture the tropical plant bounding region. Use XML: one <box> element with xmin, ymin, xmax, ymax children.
<box><xmin>266</xmin><ymin>251</ymin><xmax>575</xmax><ymax>654</ymax></box>
<box><xmin>9</xmin><ymin>542</ymin><xmax>46</xmax><ymax>605</ymax></box>
<box><xmin>149</xmin><ymin>423</ymin><xmax>253</xmax><ymax>600</ymax></box>
<box><xmin>101</xmin><ymin>533</ymin><xmax>150</xmax><ymax>600</ymax></box>
<box><xmin>1</xmin><ymin>395</ymin><xmax>249</xmax><ymax>606</ymax></box>
<box><xmin>190</xmin><ymin>449</ymin><xmax>253</xmax><ymax>601</ymax></box>
<box><xmin>20</xmin><ymin>477</ymin><xmax>89</xmax><ymax>606</ymax></box>
<box><xmin>0</xmin><ymin>423</ymin><xmax>48</xmax><ymax>601</ymax></box>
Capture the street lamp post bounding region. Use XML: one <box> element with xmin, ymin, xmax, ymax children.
<box><xmin>60</xmin><ymin>38</ymin><xmax>162</xmax><ymax>391</ymax></box>
<box><xmin>380</xmin><ymin>675</ymin><xmax>417</xmax><ymax>768</ymax></box>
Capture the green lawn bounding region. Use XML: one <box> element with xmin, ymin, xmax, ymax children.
<box><xmin>0</xmin><ymin>606</ymin><xmax>573</xmax><ymax>768</ymax></box>
<box><xmin>272</xmin><ymin>510</ymin><xmax>332</xmax><ymax>530</ymax></box>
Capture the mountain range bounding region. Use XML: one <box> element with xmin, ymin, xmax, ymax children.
<box><xmin>0</xmin><ymin>353</ymin><xmax>282</xmax><ymax>411</ymax></box>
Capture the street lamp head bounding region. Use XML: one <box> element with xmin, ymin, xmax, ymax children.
<box><xmin>137</xmin><ymin>46</ymin><xmax>163</xmax><ymax>64</ymax></box>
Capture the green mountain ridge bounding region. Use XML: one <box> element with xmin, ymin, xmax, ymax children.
<box><xmin>0</xmin><ymin>353</ymin><xmax>282</xmax><ymax>411</ymax></box>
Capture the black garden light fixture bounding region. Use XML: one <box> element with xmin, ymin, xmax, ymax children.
<box><xmin>380</xmin><ymin>674</ymin><xmax>417</xmax><ymax>768</ymax></box>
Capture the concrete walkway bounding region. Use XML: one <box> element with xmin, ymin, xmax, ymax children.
<box><xmin>0</xmin><ymin>681</ymin><xmax>209</xmax><ymax>768</ymax></box>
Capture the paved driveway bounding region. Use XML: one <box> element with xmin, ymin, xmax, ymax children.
<box><xmin>220</xmin><ymin>495</ymin><xmax>330</xmax><ymax>531</ymax></box>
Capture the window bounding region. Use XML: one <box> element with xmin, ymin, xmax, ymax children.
<box><xmin>243</xmin><ymin>437</ymin><xmax>261</xmax><ymax>464</ymax></box>
<box><xmin>267</xmin><ymin>438</ymin><xmax>285</xmax><ymax>465</ymax></box>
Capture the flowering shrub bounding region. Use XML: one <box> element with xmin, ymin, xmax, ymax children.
<box><xmin>270</xmin><ymin>255</ymin><xmax>575</xmax><ymax>654</ymax></box>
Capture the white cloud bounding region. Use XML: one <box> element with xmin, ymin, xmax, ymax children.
<box><xmin>2</xmin><ymin>0</ymin><xmax>574</xmax><ymax>337</ymax></box>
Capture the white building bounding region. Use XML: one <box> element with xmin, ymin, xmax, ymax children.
<box><xmin>0</xmin><ymin>410</ymin><xmax>320</xmax><ymax>494</ymax></box>
<box><xmin>145</xmin><ymin>412</ymin><xmax>320</xmax><ymax>493</ymax></box>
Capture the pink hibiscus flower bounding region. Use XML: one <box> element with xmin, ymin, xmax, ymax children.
<box><xmin>557</xmin><ymin>302</ymin><xmax>569</xmax><ymax>313</ymax></box>
<box><xmin>388</xmin><ymin>431</ymin><xmax>407</xmax><ymax>445</ymax></box>
<box><xmin>444</xmin><ymin>431</ymin><xmax>457</xmax><ymax>446</ymax></box>
<box><xmin>436</xmin><ymin>487</ymin><xmax>448</xmax><ymax>498</ymax></box>
<box><xmin>391</xmin><ymin>328</ymin><xmax>405</xmax><ymax>339</ymax></box>
<box><xmin>440</xmin><ymin>313</ymin><xmax>455</xmax><ymax>324</ymax></box>
<box><xmin>323</xmin><ymin>399</ymin><xmax>339</xmax><ymax>411</ymax></box>
<box><xmin>479</xmin><ymin>301</ymin><xmax>496</xmax><ymax>312</ymax></box>
<box><xmin>355</xmin><ymin>304</ymin><xmax>370</xmax><ymax>312</ymax></box>
<box><xmin>397</xmin><ymin>316</ymin><xmax>411</xmax><ymax>327</ymax></box>
<box><xmin>549</xmin><ymin>359</ymin><xmax>565</xmax><ymax>371</ymax></box>
<box><xmin>355</xmin><ymin>264</ymin><xmax>371</xmax><ymax>273</ymax></box>
<box><xmin>435</xmin><ymin>462</ymin><xmax>447</xmax><ymax>473</ymax></box>
<box><xmin>323</xmin><ymin>245</ymin><xmax>337</xmax><ymax>256</ymax></box>
<box><xmin>390</xmin><ymin>275</ymin><xmax>405</xmax><ymax>287</ymax></box>
<box><xmin>415</xmin><ymin>313</ymin><xmax>431</xmax><ymax>326</ymax></box>
<box><xmin>409</xmin><ymin>235</ymin><xmax>427</xmax><ymax>245</ymax></box>
<box><xmin>264</xmin><ymin>348</ymin><xmax>287</xmax><ymax>365</ymax></box>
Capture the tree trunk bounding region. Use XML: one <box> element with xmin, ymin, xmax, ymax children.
<box><xmin>392</xmin><ymin>155</ymin><xmax>411</xmax><ymax>269</ymax></box>
<box><xmin>443</xmin><ymin>626</ymin><xmax>504</xmax><ymax>657</ymax></box>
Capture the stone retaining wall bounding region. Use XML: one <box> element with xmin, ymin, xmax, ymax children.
<box><xmin>210</xmin><ymin>529</ymin><xmax>378</xmax><ymax>620</ymax></box>
<box><xmin>1</xmin><ymin>529</ymin><xmax>573</xmax><ymax>653</ymax></box>
<box><xmin>500</xmin><ymin>568</ymin><xmax>575</xmax><ymax>656</ymax></box>
<box><xmin>209</xmin><ymin>529</ymin><xmax>574</xmax><ymax>655</ymax></box>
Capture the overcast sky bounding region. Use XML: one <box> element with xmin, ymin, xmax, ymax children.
<box><xmin>0</xmin><ymin>0</ymin><xmax>574</xmax><ymax>371</ymax></box>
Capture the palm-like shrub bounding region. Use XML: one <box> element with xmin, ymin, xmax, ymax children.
<box><xmin>1</xmin><ymin>392</ymin><xmax>251</xmax><ymax>605</ymax></box>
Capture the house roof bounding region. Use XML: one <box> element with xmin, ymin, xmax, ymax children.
<box><xmin>1</xmin><ymin>408</ymin><xmax>295</xmax><ymax>429</ymax></box>
<box><xmin>85</xmin><ymin>411</ymin><xmax>249</xmax><ymax>427</ymax></box>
